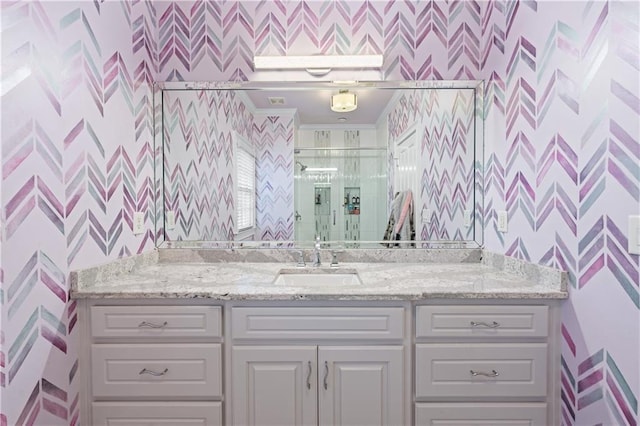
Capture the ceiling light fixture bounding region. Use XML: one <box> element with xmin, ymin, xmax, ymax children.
<box><xmin>331</xmin><ymin>90</ymin><xmax>357</xmax><ymax>112</ymax></box>
<box><xmin>253</xmin><ymin>54</ymin><xmax>383</xmax><ymax>72</ymax></box>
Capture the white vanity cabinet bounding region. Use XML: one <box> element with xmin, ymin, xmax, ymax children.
<box><xmin>82</xmin><ymin>303</ymin><xmax>224</xmax><ymax>426</ymax></box>
<box><xmin>414</xmin><ymin>304</ymin><xmax>560</xmax><ymax>426</ymax></box>
<box><xmin>228</xmin><ymin>306</ymin><xmax>408</xmax><ymax>426</ymax></box>
<box><xmin>79</xmin><ymin>300</ymin><xmax>562</xmax><ymax>425</ymax></box>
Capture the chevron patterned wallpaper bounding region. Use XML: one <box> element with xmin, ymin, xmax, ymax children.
<box><xmin>162</xmin><ymin>90</ymin><xmax>294</xmax><ymax>241</ymax></box>
<box><xmin>388</xmin><ymin>88</ymin><xmax>476</xmax><ymax>241</ymax></box>
<box><xmin>163</xmin><ymin>89</ymin><xmax>249</xmax><ymax>241</ymax></box>
<box><xmin>1</xmin><ymin>1</ymin><xmax>157</xmax><ymax>424</ymax></box>
<box><xmin>481</xmin><ymin>2</ymin><xmax>639</xmax><ymax>425</ymax></box>
<box><xmin>254</xmin><ymin>113</ymin><xmax>295</xmax><ymax>241</ymax></box>
<box><xmin>1</xmin><ymin>1</ymin><xmax>638</xmax><ymax>425</ymax></box>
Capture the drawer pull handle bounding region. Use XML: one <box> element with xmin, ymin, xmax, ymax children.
<box><xmin>470</xmin><ymin>369</ymin><xmax>499</xmax><ymax>377</ymax></box>
<box><xmin>323</xmin><ymin>361</ymin><xmax>329</xmax><ymax>390</ymax></box>
<box><xmin>139</xmin><ymin>368</ymin><xmax>169</xmax><ymax>377</ymax></box>
<box><xmin>470</xmin><ymin>321</ymin><xmax>500</xmax><ymax>328</ymax></box>
<box><xmin>138</xmin><ymin>321</ymin><xmax>168</xmax><ymax>329</ymax></box>
<box><xmin>306</xmin><ymin>361</ymin><xmax>312</xmax><ymax>390</ymax></box>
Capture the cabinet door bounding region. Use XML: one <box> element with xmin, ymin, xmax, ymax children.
<box><xmin>318</xmin><ymin>346</ymin><xmax>404</xmax><ymax>426</ymax></box>
<box><xmin>232</xmin><ymin>346</ymin><xmax>317</xmax><ymax>426</ymax></box>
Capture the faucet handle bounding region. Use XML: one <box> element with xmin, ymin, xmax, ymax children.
<box><xmin>293</xmin><ymin>250</ymin><xmax>306</xmax><ymax>267</ymax></box>
<box><xmin>330</xmin><ymin>250</ymin><xmax>344</xmax><ymax>267</ymax></box>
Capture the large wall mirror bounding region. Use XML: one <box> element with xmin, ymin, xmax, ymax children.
<box><xmin>156</xmin><ymin>81</ymin><xmax>484</xmax><ymax>249</ymax></box>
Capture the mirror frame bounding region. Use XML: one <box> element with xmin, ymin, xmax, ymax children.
<box><xmin>153</xmin><ymin>80</ymin><xmax>484</xmax><ymax>250</ymax></box>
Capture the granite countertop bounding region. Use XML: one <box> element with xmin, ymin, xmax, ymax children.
<box><xmin>70</xmin><ymin>249</ymin><xmax>568</xmax><ymax>300</ymax></box>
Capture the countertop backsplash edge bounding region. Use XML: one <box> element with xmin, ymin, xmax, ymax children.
<box><xmin>481</xmin><ymin>250</ymin><xmax>568</xmax><ymax>292</ymax></box>
<box><xmin>70</xmin><ymin>249</ymin><xmax>159</xmax><ymax>290</ymax></box>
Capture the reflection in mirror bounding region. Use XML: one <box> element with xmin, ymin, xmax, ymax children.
<box><xmin>159</xmin><ymin>82</ymin><xmax>483</xmax><ymax>248</ymax></box>
<box><xmin>294</xmin><ymin>145</ymin><xmax>387</xmax><ymax>246</ymax></box>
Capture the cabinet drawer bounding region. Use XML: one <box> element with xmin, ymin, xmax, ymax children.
<box><xmin>232</xmin><ymin>307</ymin><xmax>404</xmax><ymax>340</ymax></box>
<box><xmin>91</xmin><ymin>344</ymin><xmax>222</xmax><ymax>398</ymax></box>
<box><xmin>416</xmin><ymin>305</ymin><xmax>548</xmax><ymax>338</ymax></box>
<box><xmin>415</xmin><ymin>343</ymin><xmax>547</xmax><ymax>398</ymax></box>
<box><xmin>415</xmin><ymin>402</ymin><xmax>547</xmax><ymax>425</ymax></box>
<box><xmin>91</xmin><ymin>305</ymin><xmax>222</xmax><ymax>340</ymax></box>
<box><xmin>92</xmin><ymin>401</ymin><xmax>222</xmax><ymax>425</ymax></box>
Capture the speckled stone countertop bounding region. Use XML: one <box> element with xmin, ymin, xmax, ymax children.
<box><xmin>70</xmin><ymin>248</ymin><xmax>568</xmax><ymax>300</ymax></box>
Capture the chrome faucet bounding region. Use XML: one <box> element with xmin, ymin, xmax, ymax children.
<box><xmin>313</xmin><ymin>236</ymin><xmax>322</xmax><ymax>267</ymax></box>
<box><xmin>294</xmin><ymin>250</ymin><xmax>306</xmax><ymax>267</ymax></box>
<box><xmin>330</xmin><ymin>249</ymin><xmax>345</xmax><ymax>267</ymax></box>
<box><xmin>330</xmin><ymin>250</ymin><xmax>339</xmax><ymax>267</ymax></box>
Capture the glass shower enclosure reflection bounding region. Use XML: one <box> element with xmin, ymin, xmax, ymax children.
<box><xmin>293</xmin><ymin>146</ymin><xmax>387</xmax><ymax>245</ymax></box>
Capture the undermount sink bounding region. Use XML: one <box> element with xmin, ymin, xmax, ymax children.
<box><xmin>273</xmin><ymin>269</ymin><xmax>362</xmax><ymax>286</ymax></box>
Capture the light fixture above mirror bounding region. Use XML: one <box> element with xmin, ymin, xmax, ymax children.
<box><xmin>330</xmin><ymin>90</ymin><xmax>357</xmax><ymax>112</ymax></box>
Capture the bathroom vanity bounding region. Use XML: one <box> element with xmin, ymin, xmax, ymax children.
<box><xmin>72</xmin><ymin>248</ymin><xmax>567</xmax><ymax>426</ymax></box>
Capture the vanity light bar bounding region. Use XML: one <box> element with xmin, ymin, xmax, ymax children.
<box><xmin>253</xmin><ymin>55</ymin><xmax>383</xmax><ymax>70</ymax></box>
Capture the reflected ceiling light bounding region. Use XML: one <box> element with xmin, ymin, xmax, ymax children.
<box><xmin>331</xmin><ymin>90</ymin><xmax>357</xmax><ymax>112</ymax></box>
<box><xmin>253</xmin><ymin>54</ymin><xmax>383</xmax><ymax>72</ymax></box>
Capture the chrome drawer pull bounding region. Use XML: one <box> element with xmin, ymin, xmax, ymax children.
<box><xmin>139</xmin><ymin>368</ymin><xmax>169</xmax><ymax>376</ymax></box>
<box><xmin>470</xmin><ymin>321</ymin><xmax>500</xmax><ymax>328</ymax></box>
<box><xmin>323</xmin><ymin>361</ymin><xmax>329</xmax><ymax>390</ymax></box>
<box><xmin>470</xmin><ymin>369</ymin><xmax>499</xmax><ymax>377</ymax></box>
<box><xmin>306</xmin><ymin>361</ymin><xmax>312</xmax><ymax>390</ymax></box>
<box><xmin>138</xmin><ymin>321</ymin><xmax>168</xmax><ymax>329</ymax></box>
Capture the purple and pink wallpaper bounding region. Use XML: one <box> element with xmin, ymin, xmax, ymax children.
<box><xmin>387</xmin><ymin>88</ymin><xmax>476</xmax><ymax>241</ymax></box>
<box><xmin>253</xmin><ymin>113</ymin><xmax>295</xmax><ymax>241</ymax></box>
<box><xmin>163</xmin><ymin>89</ymin><xmax>251</xmax><ymax>241</ymax></box>
<box><xmin>481</xmin><ymin>2</ymin><xmax>639</xmax><ymax>424</ymax></box>
<box><xmin>1</xmin><ymin>1</ymin><xmax>638</xmax><ymax>425</ymax></box>
<box><xmin>1</xmin><ymin>1</ymin><xmax>157</xmax><ymax>424</ymax></box>
<box><xmin>162</xmin><ymin>89</ymin><xmax>294</xmax><ymax>241</ymax></box>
